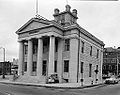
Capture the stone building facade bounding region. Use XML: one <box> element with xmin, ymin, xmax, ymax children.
<box><xmin>103</xmin><ymin>47</ymin><xmax>120</xmax><ymax>76</ymax></box>
<box><xmin>16</xmin><ymin>5</ymin><xmax>104</xmax><ymax>85</ymax></box>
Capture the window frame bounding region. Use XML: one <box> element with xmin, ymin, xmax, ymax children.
<box><xmin>81</xmin><ymin>62</ymin><xmax>84</xmax><ymax>73</ymax></box>
<box><xmin>96</xmin><ymin>49</ymin><xmax>99</xmax><ymax>58</ymax></box>
<box><xmin>55</xmin><ymin>39</ymin><xmax>58</xmax><ymax>52</ymax></box>
<box><xmin>89</xmin><ymin>64</ymin><xmax>92</xmax><ymax>77</ymax></box>
<box><xmin>81</xmin><ymin>41</ymin><xmax>84</xmax><ymax>53</ymax></box>
<box><xmin>42</xmin><ymin>60</ymin><xmax>47</xmax><ymax>76</ymax></box>
<box><xmin>90</xmin><ymin>46</ymin><xmax>92</xmax><ymax>56</ymax></box>
<box><xmin>32</xmin><ymin>62</ymin><xmax>37</xmax><ymax>72</ymax></box>
<box><xmin>64</xmin><ymin>39</ymin><xmax>70</xmax><ymax>51</ymax></box>
<box><xmin>33</xmin><ymin>44</ymin><xmax>37</xmax><ymax>54</ymax></box>
<box><xmin>54</xmin><ymin>61</ymin><xmax>57</xmax><ymax>73</ymax></box>
<box><xmin>64</xmin><ymin>60</ymin><xmax>69</xmax><ymax>72</ymax></box>
<box><xmin>24</xmin><ymin>45</ymin><xmax>28</xmax><ymax>55</ymax></box>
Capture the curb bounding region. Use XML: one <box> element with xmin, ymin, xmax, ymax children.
<box><xmin>0</xmin><ymin>81</ymin><xmax>105</xmax><ymax>89</ymax></box>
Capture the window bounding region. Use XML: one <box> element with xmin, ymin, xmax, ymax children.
<box><xmin>89</xmin><ymin>64</ymin><xmax>92</xmax><ymax>77</ymax></box>
<box><xmin>112</xmin><ymin>65</ymin><xmax>114</xmax><ymax>70</ymax></box>
<box><xmin>64</xmin><ymin>60</ymin><xmax>69</xmax><ymax>72</ymax></box>
<box><xmin>96</xmin><ymin>49</ymin><xmax>99</xmax><ymax>58</ymax></box>
<box><xmin>81</xmin><ymin>41</ymin><xmax>84</xmax><ymax>53</ymax></box>
<box><xmin>54</xmin><ymin>61</ymin><xmax>57</xmax><ymax>73</ymax></box>
<box><xmin>90</xmin><ymin>46</ymin><xmax>92</xmax><ymax>56</ymax></box>
<box><xmin>71</xmin><ymin>17</ymin><xmax>75</xmax><ymax>24</ymax></box>
<box><xmin>109</xmin><ymin>65</ymin><xmax>112</xmax><ymax>70</ymax></box>
<box><xmin>64</xmin><ymin>39</ymin><xmax>70</xmax><ymax>51</ymax></box>
<box><xmin>43</xmin><ymin>38</ymin><xmax>49</xmax><ymax>53</ymax></box>
<box><xmin>81</xmin><ymin>62</ymin><xmax>84</xmax><ymax>73</ymax></box>
<box><xmin>24</xmin><ymin>45</ymin><xmax>28</xmax><ymax>54</ymax></box>
<box><xmin>42</xmin><ymin>61</ymin><xmax>47</xmax><ymax>76</ymax></box>
<box><xmin>103</xmin><ymin>65</ymin><xmax>106</xmax><ymax>70</ymax></box>
<box><xmin>32</xmin><ymin>62</ymin><xmax>37</xmax><ymax>72</ymax></box>
<box><xmin>33</xmin><ymin>45</ymin><xmax>37</xmax><ymax>54</ymax></box>
<box><xmin>55</xmin><ymin>39</ymin><xmax>58</xmax><ymax>52</ymax></box>
<box><xmin>43</xmin><ymin>46</ymin><xmax>46</xmax><ymax>53</ymax></box>
<box><xmin>95</xmin><ymin>65</ymin><xmax>99</xmax><ymax>74</ymax></box>
<box><xmin>24</xmin><ymin>62</ymin><xmax>27</xmax><ymax>71</ymax></box>
<box><xmin>96</xmin><ymin>65</ymin><xmax>98</xmax><ymax>70</ymax></box>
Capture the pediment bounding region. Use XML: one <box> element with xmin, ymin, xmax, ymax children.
<box><xmin>16</xmin><ymin>18</ymin><xmax>51</xmax><ymax>34</ymax></box>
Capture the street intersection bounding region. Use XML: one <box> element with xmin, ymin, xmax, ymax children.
<box><xmin>0</xmin><ymin>82</ymin><xmax>119</xmax><ymax>95</ymax></box>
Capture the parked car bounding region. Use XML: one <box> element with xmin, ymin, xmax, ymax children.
<box><xmin>48</xmin><ymin>74</ymin><xmax>59</xmax><ymax>83</ymax></box>
<box><xmin>102</xmin><ymin>74</ymin><xmax>110</xmax><ymax>79</ymax></box>
<box><xmin>105</xmin><ymin>77</ymin><xmax>119</xmax><ymax>84</ymax></box>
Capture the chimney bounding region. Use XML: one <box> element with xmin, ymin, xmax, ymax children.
<box><xmin>53</xmin><ymin>8</ymin><xmax>60</xmax><ymax>22</ymax></box>
<box><xmin>72</xmin><ymin>9</ymin><xmax>77</xmax><ymax>17</ymax></box>
<box><xmin>54</xmin><ymin>8</ymin><xmax>60</xmax><ymax>15</ymax></box>
<box><xmin>65</xmin><ymin>5</ymin><xmax>71</xmax><ymax>12</ymax></box>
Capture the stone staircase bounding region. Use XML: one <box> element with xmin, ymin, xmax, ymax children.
<box><xmin>14</xmin><ymin>74</ymin><xmax>46</xmax><ymax>84</ymax></box>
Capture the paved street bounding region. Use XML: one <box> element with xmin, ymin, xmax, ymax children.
<box><xmin>70</xmin><ymin>84</ymin><xmax>120</xmax><ymax>95</ymax></box>
<box><xmin>0</xmin><ymin>83</ymin><xmax>120</xmax><ymax>95</ymax></box>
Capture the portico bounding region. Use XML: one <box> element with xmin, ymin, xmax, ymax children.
<box><xmin>18</xmin><ymin>34</ymin><xmax>63</xmax><ymax>81</ymax></box>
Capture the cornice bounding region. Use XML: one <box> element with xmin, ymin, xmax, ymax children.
<box><xmin>64</xmin><ymin>24</ymin><xmax>105</xmax><ymax>46</ymax></box>
<box><xmin>16</xmin><ymin>17</ymin><xmax>104</xmax><ymax>47</ymax></box>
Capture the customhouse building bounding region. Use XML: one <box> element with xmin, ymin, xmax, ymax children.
<box><xmin>16</xmin><ymin>5</ymin><xmax>104</xmax><ymax>85</ymax></box>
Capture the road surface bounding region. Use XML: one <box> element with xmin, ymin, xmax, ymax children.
<box><xmin>0</xmin><ymin>83</ymin><xmax>120</xmax><ymax>95</ymax></box>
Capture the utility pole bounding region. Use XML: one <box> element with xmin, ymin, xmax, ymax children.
<box><xmin>117</xmin><ymin>51</ymin><xmax>119</xmax><ymax>77</ymax></box>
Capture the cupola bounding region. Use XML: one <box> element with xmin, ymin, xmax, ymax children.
<box><xmin>53</xmin><ymin>5</ymin><xmax>78</xmax><ymax>26</ymax></box>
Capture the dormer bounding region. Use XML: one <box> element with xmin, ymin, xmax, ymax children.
<box><xmin>53</xmin><ymin>5</ymin><xmax>78</xmax><ymax>26</ymax></box>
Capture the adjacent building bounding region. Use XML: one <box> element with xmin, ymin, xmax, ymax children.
<box><xmin>11</xmin><ymin>58</ymin><xmax>18</xmax><ymax>74</ymax></box>
<box><xmin>16</xmin><ymin>5</ymin><xmax>104</xmax><ymax>85</ymax></box>
<box><xmin>103</xmin><ymin>47</ymin><xmax>120</xmax><ymax>76</ymax></box>
<box><xmin>0</xmin><ymin>62</ymin><xmax>11</xmax><ymax>75</ymax></box>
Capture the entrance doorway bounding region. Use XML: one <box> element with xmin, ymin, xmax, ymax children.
<box><xmin>42</xmin><ymin>60</ymin><xmax>47</xmax><ymax>76</ymax></box>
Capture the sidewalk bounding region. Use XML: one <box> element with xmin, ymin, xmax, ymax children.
<box><xmin>0</xmin><ymin>75</ymin><xmax>104</xmax><ymax>89</ymax></box>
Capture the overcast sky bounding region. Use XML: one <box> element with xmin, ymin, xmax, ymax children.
<box><xmin>0</xmin><ymin>0</ymin><xmax>119</xmax><ymax>61</ymax></box>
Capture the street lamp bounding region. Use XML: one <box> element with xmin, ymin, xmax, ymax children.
<box><xmin>0</xmin><ymin>47</ymin><xmax>5</xmax><ymax>79</ymax></box>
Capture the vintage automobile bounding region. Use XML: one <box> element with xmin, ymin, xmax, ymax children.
<box><xmin>48</xmin><ymin>74</ymin><xmax>59</xmax><ymax>83</ymax></box>
<box><xmin>105</xmin><ymin>77</ymin><xmax>119</xmax><ymax>84</ymax></box>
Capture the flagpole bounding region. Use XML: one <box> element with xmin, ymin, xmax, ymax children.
<box><xmin>36</xmin><ymin>0</ymin><xmax>38</xmax><ymax>17</ymax></box>
<box><xmin>66</xmin><ymin>0</ymin><xmax>68</xmax><ymax>5</ymax></box>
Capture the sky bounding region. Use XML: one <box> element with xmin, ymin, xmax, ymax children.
<box><xmin>0</xmin><ymin>0</ymin><xmax>119</xmax><ymax>61</ymax></box>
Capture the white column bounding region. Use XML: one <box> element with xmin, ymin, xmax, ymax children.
<box><xmin>37</xmin><ymin>38</ymin><xmax>43</xmax><ymax>77</ymax></box>
<box><xmin>27</xmin><ymin>39</ymin><xmax>33</xmax><ymax>75</ymax></box>
<box><xmin>48</xmin><ymin>36</ymin><xmax>55</xmax><ymax>76</ymax></box>
<box><xmin>57</xmin><ymin>38</ymin><xmax>63</xmax><ymax>83</ymax></box>
<box><xmin>18</xmin><ymin>41</ymin><xmax>24</xmax><ymax>76</ymax></box>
